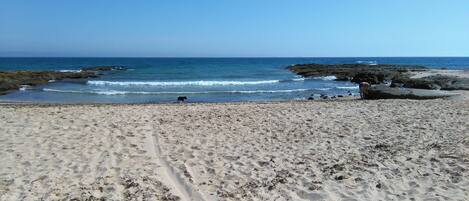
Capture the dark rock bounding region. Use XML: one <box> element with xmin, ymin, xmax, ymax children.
<box><xmin>81</xmin><ymin>66</ymin><xmax>127</xmax><ymax>71</ymax></box>
<box><xmin>351</xmin><ymin>72</ymin><xmax>388</xmax><ymax>84</ymax></box>
<box><xmin>320</xmin><ymin>94</ymin><xmax>329</xmax><ymax>99</ymax></box>
<box><xmin>389</xmin><ymin>82</ymin><xmax>405</xmax><ymax>88</ymax></box>
<box><xmin>288</xmin><ymin>63</ymin><xmax>469</xmax><ymax>94</ymax></box>
<box><xmin>364</xmin><ymin>85</ymin><xmax>459</xmax><ymax>100</ymax></box>
<box><xmin>0</xmin><ymin>70</ymin><xmax>98</xmax><ymax>95</ymax></box>
<box><xmin>376</xmin><ymin>183</ymin><xmax>382</xmax><ymax>189</ymax></box>
<box><xmin>308</xmin><ymin>97</ymin><xmax>314</xmax><ymax>100</ymax></box>
<box><xmin>337</xmin><ymin>95</ymin><xmax>344</xmax><ymax>98</ymax></box>
<box><xmin>287</xmin><ymin>63</ymin><xmax>427</xmax><ymax>84</ymax></box>
<box><xmin>335</xmin><ymin>175</ymin><xmax>345</xmax><ymax>180</ymax></box>
<box><xmin>391</xmin><ymin>75</ymin><xmax>469</xmax><ymax>90</ymax></box>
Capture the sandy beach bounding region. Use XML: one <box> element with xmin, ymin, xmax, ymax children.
<box><xmin>1</xmin><ymin>99</ymin><xmax>468</xmax><ymax>200</ymax></box>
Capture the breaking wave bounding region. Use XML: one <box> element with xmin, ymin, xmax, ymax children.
<box><xmin>356</xmin><ymin>61</ymin><xmax>378</xmax><ymax>65</ymax></box>
<box><xmin>87</xmin><ymin>80</ymin><xmax>282</xmax><ymax>86</ymax></box>
<box><xmin>312</xmin><ymin>76</ymin><xmax>337</xmax><ymax>81</ymax></box>
<box><xmin>56</xmin><ymin>70</ymin><xmax>82</xmax><ymax>73</ymax></box>
<box><xmin>336</xmin><ymin>86</ymin><xmax>359</xmax><ymax>89</ymax></box>
<box><xmin>86</xmin><ymin>77</ymin><xmax>313</xmax><ymax>87</ymax></box>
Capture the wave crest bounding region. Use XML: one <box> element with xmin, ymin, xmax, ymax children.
<box><xmin>56</xmin><ymin>70</ymin><xmax>82</xmax><ymax>73</ymax></box>
<box><xmin>336</xmin><ymin>86</ymin><xmax>359</xmax><ymax>89</ymax></box>
<box><xmin>312</xmin><ymin>76</ymin><xmax>337</xmax><ymax>81</ymax></box>
<box><xmin>87</xmin><ymin>80</ymin><xmax>282</xmax><ymax>86</ymax></box>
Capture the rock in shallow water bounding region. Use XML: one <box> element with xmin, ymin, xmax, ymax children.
<box><xmin>0</xmin><ymin>71</ymin><xmax>98</xmax><ymax>95</ymax></box>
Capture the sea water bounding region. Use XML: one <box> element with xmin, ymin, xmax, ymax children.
<box><xmin>0</xmin><ymin>57</ymin><xmax>468</xmax><ymax>103</ymax></box>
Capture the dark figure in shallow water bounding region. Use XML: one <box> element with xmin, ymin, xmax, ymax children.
<box><xmin>177</xmin><ymin>96</ymin><xmax>187</xmax><ymax>102</ymax></box>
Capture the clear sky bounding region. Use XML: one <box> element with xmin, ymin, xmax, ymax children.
<box><xmin>0</xmin><ymin>0</ymin><xmax>468</xmax><ymax>57</ymax></box>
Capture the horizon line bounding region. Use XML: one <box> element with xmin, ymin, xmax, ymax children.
<box><xmin>1</xmin><ymin>56</ymin><xmax>468</xmax><ymax>59</ymax></box>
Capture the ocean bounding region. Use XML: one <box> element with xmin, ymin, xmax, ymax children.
<box><xmin>0</xmin><ymin>57</ymin><xmax>468</xmax><ymax>103</ymax></box>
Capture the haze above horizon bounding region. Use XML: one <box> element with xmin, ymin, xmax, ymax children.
<box><xmin>1</xmin><ymin>0</ymin><xmax>468</xmax><ymax>57</ymax></box>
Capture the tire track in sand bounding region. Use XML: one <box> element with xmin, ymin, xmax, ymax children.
<box><xmin>146</xmin><ymin>125</ymin><xmax>204</xmax><ymax>201</ymax></box>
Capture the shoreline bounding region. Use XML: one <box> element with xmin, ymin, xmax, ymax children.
<box><xmin>3</xmin><ymin>89</ymin><xmax>469</xmax><ymax>106</ymax></box>
<box><xmin>0</xmin><ymin>97</ymin><xmax>359</xmax><ymax>107</ymax></box>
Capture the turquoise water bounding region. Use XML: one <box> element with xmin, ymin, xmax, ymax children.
<box><xmin>0</xmin><ymin>57</ymin><xmax>468</xmax><ymax>103</ymax></box>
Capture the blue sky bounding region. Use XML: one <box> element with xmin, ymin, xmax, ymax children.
<box><xmin>0</xmin><ymin>0</ymin><xmax>468</xmax><ymax>57</ymax></box>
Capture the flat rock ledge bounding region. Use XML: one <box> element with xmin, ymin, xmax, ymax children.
<box><xmin>366</xmin><ymin>85</ymin><xmax>460</xmax><ymax>100</ymax></box>
<box><xmin>289</xmin><ymin>63</ymin><xmax>469</xmax><ymax>100</ymax></box>
<box><xmin>0</xmin><ymin>66</ymin><xmax>127</xmax><ymax>95</ymax></box>
<box><xmin>391</xmin><ymin>75</ymin><xmax>469</xmax><ymax>90</ymax></box>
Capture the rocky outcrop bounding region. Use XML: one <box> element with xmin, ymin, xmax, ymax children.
<box><xmin>289</xmin><ymin>63</ymin><xmax>469</xmax><ymax>100</ymax></box>
<box><xmin>364</xmin><ymin>85</ymin><xmax>459</xmax><ymax>100</ymax></box>
<box><xmin>0</xmin><ymin>71</ymin><xmax>98</xmax><ymax>95</ymax></box>
<box><xmin>81</xmin><ymin>66</ymin><xmax>127</xmax><ymax>71</ymax></box>
<box><xmin>0</xmin><ymin>65</ymin><xmax>128</xmax><ymax>95</ymax></box>
<box><xmin>288</xmin><ymin>63</ymin><xmax>427</xmax><ymax>84</ymax></box>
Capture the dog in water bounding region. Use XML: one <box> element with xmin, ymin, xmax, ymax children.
<box><xmin>177</xmin><ymin>96</ymin><xmax>187</xmax><ymax>102</ymax></box>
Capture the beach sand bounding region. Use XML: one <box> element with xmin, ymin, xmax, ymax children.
<box><xmin>1</xmin><ymin>99</ymin><xmax>468</xmax><ymax>200</ymax></box>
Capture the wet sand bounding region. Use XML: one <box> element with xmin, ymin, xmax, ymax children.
<box><xmin>0</xmin><ymin>99</ymin><xmax>468</xmax><ymax>200</ymax></box>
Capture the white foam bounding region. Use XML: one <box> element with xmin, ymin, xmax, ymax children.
<box><xmin>229</xmin><ymin>89</ymin><xmax>312</xmax><ymax>94</ymax></box>
<box><xmin>87</xmin><ymin>80</ymin><xmax>282</xmax><ymax>86</ymax></box>
<box><xmin>43</xmin><ymin>88</ymin><xmax>83</xmax><ymax>93</ymax></box>
<box><xmin>313</xmin><ymin>76</ymin><xmax>337</xmax><ymax>81</ymax></box>
<box><xmin>19</xmin><ymin>85</ymin><xmax>31</xmax><ymax>91</ymax></box>
<box><xmin>356</xmin><ymin>60</ymin><xmax>378</xmax><ymax>65</ymax></box>
<box><xmin>336</xmin><ymin>86</ymin><xmax>359</xmax><ymax>90</ymax></box>
<box><xmin>291</xmin><ymin>77</ymin><xmax>306</xmax><ymax>81</ymax></box>
<box><xmin>57</xmin><ymin>70</ymin><xmax>82</xmax><ymax>73</ymax></box>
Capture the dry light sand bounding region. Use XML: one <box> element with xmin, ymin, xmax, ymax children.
<box><xmin>0</xmin><ymin>99</ymin><xmax>468</xmax><ymax>201</ymax></box>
